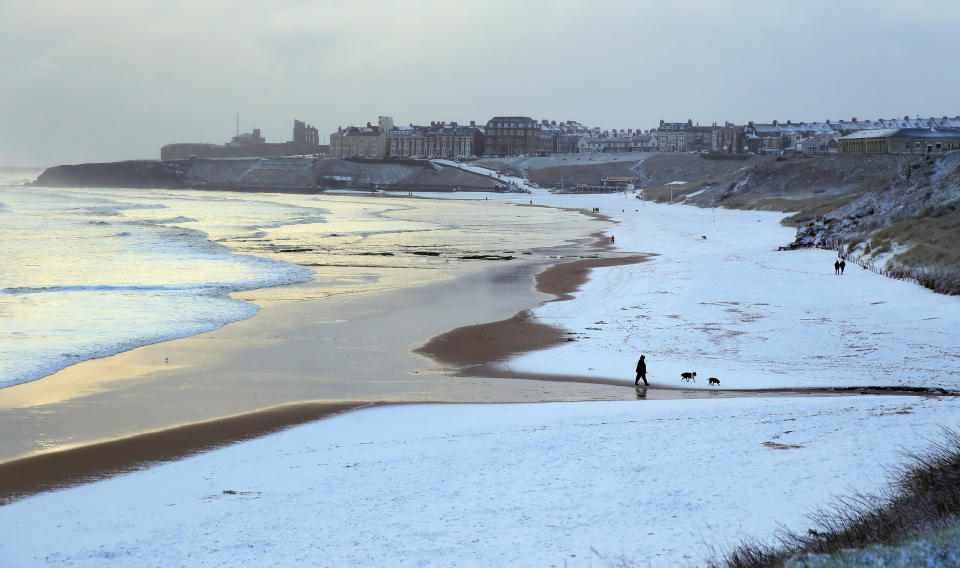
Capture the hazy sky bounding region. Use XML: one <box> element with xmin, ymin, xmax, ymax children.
<box><xmin>3</xmin><ymin>0</ymin><xmax>959</xmax><ymax>166</ymax></box>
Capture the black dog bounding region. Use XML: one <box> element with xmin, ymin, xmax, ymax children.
<box><xmin>680</xmin><ymin>372</ymin><xmax>697</xmax><ymax>382</ymax></box>
<box><xmin>708</xmin><ymin>377</ymin><xmax>720</xmax><ymax>386</ymax></box>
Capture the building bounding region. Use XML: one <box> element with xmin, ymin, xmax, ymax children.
<box><xmin>227</xmin><ymin>129</ymin><xmax>266</xmax><ymax>146</ymax></box>
<box><xmin>160</xmin><ymin>119</ymin><xmax>324</xmax><ymax>160</ymax></box>
<box><xmin>330</xmin><ymin>116</ymin><xmax>394</xmax><ymax>159</ymax></box>
<box><xmin>838</xmin><ymin>128</ymin><xmax>960</xmax><ymax>155</ymax></box>
<box><xmin>538</xmin><ymin>120</ymin><xmax>559</xmax><ymax>155</ymax></box>
<box><xmin>655</xmin><ymin>120</ymin><xmax>720</xmax><ymax>152</ymax></box>
<box><xmin>389</xmin><ymin>122</ymin><xmax>484</xmax><ymax>159</ymax></box>
<box><xmin>600</xmin><ymin>176</ymin><xmax>639</xmax><ymax>189</ymax></box>
<box><xmin>728</xmin><ymin>115</ymin><xmax>960</xmax><ymax>155</ymax></box>
<box><xmin>577</xmin><ymin>132</ymin><xmax>654</xmax><ymax>153</ymax></box>
<box><xmin>823</xmin><ymin>115</ymin><xmax>960</xmax><ymax>136</ymax></box>
<box><xmin>484</xmin><ymin>116</ymin><xmax>541</xmax><ymax>156</ymax></box>
<box><xmin>796</xmin><ymin>132</ymin><xmax>840</xmax><ymax>155</ymax></box>
<box><xmin>291</xmin><ymin>120</ymin><xmax>319</xmax><ymax>146</ymax></box>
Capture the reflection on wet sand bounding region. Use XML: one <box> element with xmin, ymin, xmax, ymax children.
<box><xmin>0</xmin><ymin>196</ymin><xmax>626</xmax><ymax>469</ymax></box>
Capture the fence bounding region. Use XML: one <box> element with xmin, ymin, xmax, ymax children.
<box><xmin>825</xmin><ymin>239</ymin><xmax>960</xmax><ymax>295</ymax></box>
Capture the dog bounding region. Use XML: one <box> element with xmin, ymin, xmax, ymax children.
<box><xmin>680</xmin><ymin>371</ymin><xmax>696</xmax><ymax>382</ymax></box>
<box><xmin>708</xmin><ymin>377</ymin><xmax>720</xmax><ymax>386</ymax></box>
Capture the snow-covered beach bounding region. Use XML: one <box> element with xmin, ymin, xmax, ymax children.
<box><xmin>5</xmin><ymin>397</ymin><xmax>958</xmax><ymax>567</ymax></box>
<box><xmin>3</xmin><ymin>188</ymin><xmax>959</xmax><ymax>566</ymax></box>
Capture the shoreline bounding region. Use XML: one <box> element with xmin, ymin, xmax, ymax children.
<box><xmin>414</xmin><ymin>254</ymin><xmax>653</xmax><ymax>367</ymax></box>
<box><xmin>3</xmin><ymin>196</ymin><xmax>954</xmax><ymax>505</ymax></box>
<box><xmin>0</xmin><ymin>401</ymin><xmax>364</xmax><ymax>505</ymax></box>
<box><xmin>0</xmin><ymin>203</ymin><xmax>631</xmax><ymax>501</ymax></box>
<box><xmin>3</xmin><ymin>240</ymin><xmax>947</xmax><ymax>504</ymax></box>
<box><xmin>0</xmin><ymin>246</ymin><xmax>655</xmax><ymax>503</ymax></box>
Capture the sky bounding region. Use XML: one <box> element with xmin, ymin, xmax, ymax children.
<box><xmin>2</xmin><ymin>0</ymin><xmax>960</xmax><ymax>167</ymax></box>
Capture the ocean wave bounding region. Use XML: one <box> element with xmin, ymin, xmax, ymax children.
<box><xmin>0</xmin><ymin>295</ymin><xmax>260</xmax><ymax>390</ymax></box>
<box><xmin>136</xmin><ymin>216</ymin><xmax>199</xmax><ymax>225</ymax></box>
<box><xmin>2</xmin><ymin>283</ymin><xmax>253</xmax><ymax>295</ymax></box>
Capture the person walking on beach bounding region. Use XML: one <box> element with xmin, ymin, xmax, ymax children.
<box><xmin>834</xmin><ymin>260</ymin><xmax>840</xmax><ymax>275</ymax></box>
<box><xmin>840</xmin><ymin>259</ymin><xmax>846</xmax><ymax>274</ymax></box>
<box><xmin>635</xmin><ymin>355</ymin><xmax>647</xmax><ymax>386</ymax></box>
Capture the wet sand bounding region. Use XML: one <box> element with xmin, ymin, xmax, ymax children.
<box><xmin>0</xmin><ymin>401</ymin><xmax>362</xmax><ymax>505</ymax></box>
<box><xmin>0</xmin><ymin>198</ymin><xmax>651</xmax><ymax>497</ymax></box>
<box><xmin>415</xmin><ymin>255</ymin><xmax>653</xmax><ymax>366</ymax></box>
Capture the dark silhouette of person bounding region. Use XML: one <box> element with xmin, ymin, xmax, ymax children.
<box><xmin>834</xmin><ymin>260</ymin><xmax>840</xmax><ymax>275</ymax></box>
<box><xmin>840</xmin><ymin>259</ymin><xmax>846</xmax><ymax>274</ymax></box>
<box><xmin>635</xmin><ymin>355</ymin><xmax>647</xmax><ymax>386</ymax></box>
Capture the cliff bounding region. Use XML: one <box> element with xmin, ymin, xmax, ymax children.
<box><xmin>636</xmin><ymin>152</ymin><xmax>960</xmax><ymax>294</ymax></box>
<box><xmin>35</xmin><ymin>160</ymin><xmax>190</xmax><ymax>188</ymax></box>
<box><xmin>33</xmin><ymin>157</ymin><xmax>499</xmax><ymax>193</ymax></box>
<box><xmin>477</xmin><ymin>152</ymin><xmax>960</xmax><ymax>294</ymax></box>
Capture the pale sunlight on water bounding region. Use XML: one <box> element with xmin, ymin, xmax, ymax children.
<box><xmin>0</xmin><ymin>186</ymin><xmax>592</xmax><ymax>389</ymax></box>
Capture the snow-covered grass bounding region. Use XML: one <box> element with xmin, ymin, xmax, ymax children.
<box><xmin>783</xmin><ymin>525</ymin><xmax>960</xmax><ymax>568</ymax></box>
<box><xmin>3</xmin><ymin>194</ymin><xmax>960</xmax><ymax>567</ymax></box>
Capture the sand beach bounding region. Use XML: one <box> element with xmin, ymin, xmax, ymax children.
<box><xmin>3</xmin><ymin>188</ymin><xmax>959</xmax><ymax>567</ymax></box>
<box><xmin>0</xmin><ymin>190</ymin><xmax>646</xmax><ymax>500</ymax></box>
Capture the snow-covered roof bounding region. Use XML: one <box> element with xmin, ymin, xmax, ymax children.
<box><xmin>840</xmin><ymin>128</ymin><xmax>960</xmax><ymax>140</ymax></box>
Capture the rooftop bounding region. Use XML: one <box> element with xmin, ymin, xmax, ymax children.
<box><xmin>840</xmin><ymin>128</ymin><xmax>960</xmax><ymax>140</ymax></box>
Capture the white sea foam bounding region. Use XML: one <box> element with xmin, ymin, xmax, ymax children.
<box><xmin>0</xmin><ymin>185</ymin><xmax>315</xmax><ymax>388</ymax></box>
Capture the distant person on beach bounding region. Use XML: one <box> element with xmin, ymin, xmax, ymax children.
<box><xmin>834</xmin><ymin>260</ymin><xmax>840</xmax><ymax>275</ymax></box>
<box><xmin>840</xmin><ymin>259</ymin><xmax>846</xmax><ymax>274</ymax></box>
<box><xmin>635</xmin><ymin>355</ymin><xmax>647</xmax><ymax>386</ymax></box>
<box><xmin>611</xmin><ymin>235</ymin><xmax>615</xmax><ymax>244</ymax></box>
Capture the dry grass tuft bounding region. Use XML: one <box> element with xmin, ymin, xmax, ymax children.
<box><xmin>706</xmin><ymin>428</ymin><xmax>960</xmax><ymax>568</ymax></box>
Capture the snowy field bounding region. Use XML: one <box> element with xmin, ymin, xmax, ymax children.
<box><xmin>4</xmin><ymin>192</ymin><xmax>960</xmax><ymax>567</ymax></box>
<box><xmin>3</xmin><ymin>397</ymin><xmax>959</xmax><ymax>567</ymax></box>
<box><xmin>505</xmin><ymin>196</ymin><xmax>960</xmax><ymax>391</ymax></box>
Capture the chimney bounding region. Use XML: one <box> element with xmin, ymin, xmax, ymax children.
<box><xmin>659</xmin><ymin>119</ymin><xmax>665</xmax><ymax>126</ymax></box>
<box><xmin>852</xmin><ymin>117</ymin><xmax>857</xmax><ymax>123</ymax></box>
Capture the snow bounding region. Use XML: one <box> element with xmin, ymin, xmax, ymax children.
<box><xmin>502</xmin><ymin>195</ymin><xmax>960</xmax><ymax>391</ymax></box>
<box><xmin>3</xmin><ymin>193</ymin><xmax>960</xmax><ymax>567</ymax></box>
<box><xmin>433</xmin><ymin>159</ymin><xmax>546</xmax><ymax>195</ymax></box>
<box><xmin>3</xmin><ymin>397</ymin><xmax>959</xmax><ymax>567</ymax></box>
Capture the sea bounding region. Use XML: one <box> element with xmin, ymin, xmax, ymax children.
<box><xmin>0</xmin><ymin>175</ymin><xmax>594</xmax><ymax>390</ymax></box>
